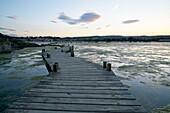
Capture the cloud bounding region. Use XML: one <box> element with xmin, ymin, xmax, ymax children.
<box><xmin>1</xmin><ymin>31</ymin><xmax>8</xmax><ymax>34</ymax></box>
<box><xmin>6</xmin><ymin>16</ymin><xmax>18</xmax><ymax>20</ymax></box>
<box><xmin>96</xmin><ymin>28</ymin><xmax>101</xmax><ymax>30</ymax></box>
<box><xmin>122</xmin><ymin>20</ymin><xmax>140</xmax><ymax>24</ymax></box>
<box><xmin>0</xmin><ymin>27</ymin><xmax>16</xmax><ymax>31</ymax></box>
<box><xmin>58</xmin><ymin>12</ymin><xmax>101</xmax><ymax>25</ymax></box>
<box><xmin>79</xmin><ymin>12</ymin><xmax>100</xmax><ymax>23</ymax></box>
<box><xmin>105</xmin><ymin>25</ymin><xmax>111</xmax><ymax>27</ymax></box>
<box><xmin>24</xmin><ymin>30</ymin><xmax>29</xmax><ymax>32</ymax></box>
<box><xmin>50</xmin><ymin>20</ymin><xmax>57</xmax><ymax>23</ymax></box>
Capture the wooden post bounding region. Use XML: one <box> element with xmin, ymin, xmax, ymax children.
<box><xmin>61</xmin><ymin>49</ymin><xmax>63</xmax><ymax>52</ymax></box>
<box><xmin>55</xmin><ymin>62</ymin><xmax>59</xmax><ymax>69</ymax></box>
<box><xmin>107</xmin><ymin>63</ymin><xmax>111</xmax><ymax>71</ymax></box>
<box><xmin>53</xmin><ymin>62</ymin><xmax>58</xmax><ymax>72</ymax></box>
<box><xmin>42</xmin><ymin>49</ymin><xmax>45</xmax><ymax>52</ymax></box>
<box><xmin>69</xmin><ymin>46</ymin><xmax>72</xmax><ymax>52</ymax></box>
<box><xmin>103</xmin><ymin>61</ymin><xmax>107</xmax><ymax>68</ymax></box>
<box><xmin>71</xmin><ymin>50</ymin><xmax>74</xmax><ymax>57</ymax></box>
<box><xmin>47</xmin><ymin>53</ymin><xmax>50</xmax><ymax>58</ymax></box>
<box><xmin>55</xmin><ymin>47</ymin><xmax>57</xmax><ymax>49</ymax></box>
<box><xmin>45</xmin><ymin>62</ymin><xmax>52</xmax><ymax>73</ymax></box>
<box><xmin>71</xmin><ymin>45</ymin><xmax>74</xmax><ymax>50</ymax></box>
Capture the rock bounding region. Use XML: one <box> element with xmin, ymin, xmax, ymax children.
<box><xmin>0</xmin><ymin>41</ymin><xmax>14</xmax><ymax>53</ymax></box>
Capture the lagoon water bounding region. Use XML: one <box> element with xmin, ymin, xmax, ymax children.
<box><xmin>0</xmin><ymin>42</ymin><xmax>170</xmax><ymax>112</ymax></box>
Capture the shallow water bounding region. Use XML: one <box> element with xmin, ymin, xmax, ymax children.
<box><xmin>0</xmin><ymin>46</ymin><xmax>51</xmax><ymax>111</ymax></box>
<box><xmin>73</xmin><ymin>42</ymin><xmax>170</xmax><ymax>112</ymax></box>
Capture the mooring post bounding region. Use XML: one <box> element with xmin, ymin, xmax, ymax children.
<box><xmin>103</xmin><ymin>61</ymin><xmax>107</xmax><ymax>68</ymax></box>
<box><xmin>61</xmin><ymin>49</ymin><xmax>63</xmax><ymax>52</ymax></box>
<box><xmin>71</xmin><ymin>50</ymin><xmax>74</xmax><ymax>57</ymax></box>
<box><xmin>42</xmin><ymin>49</ymin><xmax>45</xmax><ymax>52</ymax></box>
<box><xmin>71</xmin><ymin>45</ymin><xmax>74</xmax><ymax>50</ymax></box>
<box><xmin>107</xmin><ymin>63</ymin><xmax>111</xmax><ymax>71</ymax></box>
<box><xmin>45</xmin><ymin>62</ymin><xmax>52</xmax><ymax>73</ymax></box>
<box><xmin>53</xmin><ymin>62</ymin><xmax>59</xmax><ymax>72</ymax></box>
<box><xmin>55</xmin><ymin>47</ymin><xmax>57</xmax><ymax>49</ymax></box>
<box><xmin>47</xmin><ymin>53</ymin><xmax>50</xmax><ymax>58</ymax></box>
<box><xmin>69</xmin><ymin>46</ymin><xmax>72</xmax><ymax>52</ymax></box>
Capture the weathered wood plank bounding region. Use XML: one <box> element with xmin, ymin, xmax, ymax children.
<box><xmin>44</xmin><ymin>78</ymin><xmax>120</xmax><ymax>81</ymax></box>
<box><xmin>33</xmin><ymin>85</ymin><xmax>126</xmax><ymax>90</ymax></box>
<box><xmin>25</xmin><ymin>92</ymin><xmax>136</xmax><ymax>100</ymax></box>
<box><xmin>36</xmin><ymin>83</ymin><xmax>124</xmax><ymax>87</ymax></box>
<box><xmin>5</xmin><ymin>109</ymin><xmax>100</xmax><ymax>113</ymax></box>
<box><xmin>28</xmin><ymin>88</ymin><xmax>130</xmax><ymax>94</ymax></box>
<box><xmin>40</xmin><ymin>79</ymin><xmax>121</xmax><ymax>84</ymax></box>
<box><xmin>17</xmin><ymin>97</ymin><xmax>141</xmax><ymax>106</ymax></box>
<box><xmin>9</xmin><ymin>102</ymin><xmax>146</xmax><ymax>112</ymax></box>
<box><xmin>38</xmin><ymin>83</ymin><xmax>123</xmax><ymax>87</ymax></box>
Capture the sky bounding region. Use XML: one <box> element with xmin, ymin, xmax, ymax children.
<box><xmin>0</xmin><ymin>0</ymin><xmax>170</xmax><ymax>37</ymax></box>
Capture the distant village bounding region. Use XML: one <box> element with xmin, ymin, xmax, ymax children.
<box><xmin>15</xmin><ymin>35</ymin><xmax>170</xmax><ymax>42</ymax></box>
<box><xmin>1</xmin><ymin>33</ymin><xmax>170</xmax><ymax>42</ymax></box>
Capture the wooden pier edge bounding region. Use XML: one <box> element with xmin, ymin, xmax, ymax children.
<box><xmin>5</xmin><ymin>45</ymin><xmax>147</xmax><ymax>113</ymax></box>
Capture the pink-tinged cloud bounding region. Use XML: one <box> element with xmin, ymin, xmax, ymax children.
<box><xmin>122</xmin><ymin>20</ymin><xmax>140</xmax><ymax>24</ymax></box>
<box><xmin>0</xmin><ymin>27</ymin><xmax>16</xmax><ymax>31</ymax></box>
<box><xmin>6</xmin><ymin>16</ymin><xmax>18</xmax><ymax>20</ymax></box>
<box><xmin>80</xmin><ymin>12</ymin><xmax>100</xmax><ymax>23</ymax></box>
<box><xmin>58</xmin><ymin>12</ymin><xmax>101</xmax><ymax>25</ymax></box>
<box><xmin>51</xmin><ymin>20</ymin><xmax>57</xmax><ymax>23</ymax></box>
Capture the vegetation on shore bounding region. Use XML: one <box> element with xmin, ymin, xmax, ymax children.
<box><xmin>0</xmin><ymin>33</ymin><xmax>39</xmax><ymax>54</ymax></box>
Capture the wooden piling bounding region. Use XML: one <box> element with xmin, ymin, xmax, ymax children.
<box><xmin>71</xmin><ymin>50</ymin><xmax>74</xmax><ymax>57</ymax></box>
<box><xmin>53</xmin><ymin>64</ymin><xmax>57</xmax><ymax>72</ymax></box>
<box><xmin>71</xmin><ymin>45</ymin><xmax>74</xmax><ymax>50</ymax></box>
<box><xmin>69</xmin><ymin>47</ymin><xmax>72</xmax><ymax>52</ymax></box>
<box><xmin>45</xmin><ymin>62</ymin><xmax>52</xmax><ymax>73</ymax></box>
<box><xmin>42</xmin><ymin>49</ymin><xmax>45</xmax><ymax>52</ymax></box>
<box><xmin>107</xmin><ymin>63</ymin><xmax>111</xmax><ymax>71</ymax></box>
<box><xmin>103</xmin><ymin>61</ymin><xmax>107</xmax><ymax>68</ymax></box>
<box><xmin>47</xmin><ymin>53</ymin><xmax>50</xmax><ymax>58</ymax></box>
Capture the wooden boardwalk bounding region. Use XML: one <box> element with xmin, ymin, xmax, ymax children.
<box><xmin>5</xmin><ymin>46</ymin><xmax>147</xmax><ymax>113</ymax></box>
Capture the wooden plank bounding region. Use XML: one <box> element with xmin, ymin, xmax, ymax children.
<box><xmin>45</xmin><ymin>76</ymin><xmax>118</xmax><ymax>79</ymax></box>
<box><xmin>28</xmin><ymin>88</ymin><xmax>130</xmax><ymax>94</ymax></box>
<box><xmin>5</xmin><ymin>109</ymin><xmax>99</xmax><ymax>113</ymax></box>
<box><xmin>39</xmin><ymin>82</ymin><xmax>123</xmax><ymax>87</ymax></box>
<box><xmin>32</xmin><ymin>85</ymin><xmax>126</xmax><ymax>90</ymax></box>
<box><xmin>17</xmin><ymin>97</ymin><xmax>141</xmax><ymax>106</ymax></box>
<box><xmin>43</xmin><ymin>77</ymin><xmax>120</xmax><ymax>81</ymax></box>
<box><xmin>36</xmin><ymin>83</ymin><xmax>124</xmax><ymax>87</ymax></box>
<box><xmin>40</xmin><ymin>79</ymin><xmax>122</xmax><ymax>84</ymax></box>
<box><xmin>9</xmin><ymin>102</ymin><xmax>146</xmax><ymax>112</ymax></box>
<box><xmin>25</xmin><ymin>92</ymin><xmax>136</xmax><ymax>100</ymax></box>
